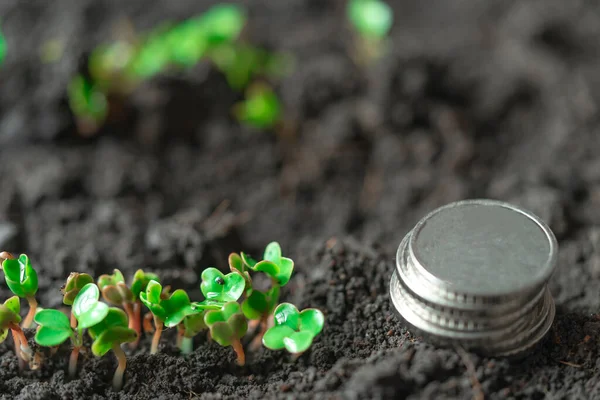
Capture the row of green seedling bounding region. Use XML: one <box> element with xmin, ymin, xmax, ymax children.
<box><xmin>69</xmin><ymin>3</ymin><xmax>286</xmax><ymax>133</ymax></box>
<box><xmin>0</xmin><ymin>242</ymin><xmax>324</xmax><ymax>391</ymax></box>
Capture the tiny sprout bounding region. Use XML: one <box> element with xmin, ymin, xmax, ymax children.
<box><xmin>62</xmin><ymin>272</ymin><xmax>94</xmax><ymax>327</ymax></box>
<box><xmin>204</xmin><ymin>301</ymin><xmax>248</xmax><ymax>365</ymax></box>
<box><xmin>242</xmin><ymin>242</ymin><xmax>294</xmax><ymax>286</ymax></box>
<box><xmin>34</xmin><ymin>309</ymin><xmax>83</xmax><ymax>378</ymax></box>
<box><xmin>1</xmin><ymin>253</ymin><xmax>39</xmax><ymax>328</ymax></box>
<box><xmin>0</xmin><ymin>296</ymin><xmax>33</xmax><ymax>365</ymax></box>
<box><xmin>0</xmin><ymin>24</ymin><xmax>5</xmax><ymax>65</ymax></box>
<box><xmin>129</xmin><ymin>269</ymin><xmax>159</xmax><ymax>348</ymax></box>
<box><xmin>200</xmin><ymin>268</ymin><xmax>245</xmax><ymax>303</ymax></box>
<box><xmin>347</xmin><ymin>0</ymin><xmax>393</xmax><ymax>40</ymax></box>
<box><xmin>263</xmin><ymin>303</ymin><xmax>324</xmax><ymax>354</ymax></box>
<box><xmin>97</xmin><ymin>269</ymin><xmax>137</xmax><ymax>344</ymax></box>
<box><xmin>233</xmin><ymin>83</ymin><xmax>281</xmax><ymax>129</ymax></box>
<box><xmin>139</xmin><ymin>280</ymin><xmax>195</xmax><ymax>354</ymax></box>
<box><xmin>67</xmin><ymin>74</ymin><xmax>108</xmax><ymax>135</ymax></box>
<box><xmin>87</xmin><ymin>308</ymin><xmax>137</xmax><ymax>391</ymax></box>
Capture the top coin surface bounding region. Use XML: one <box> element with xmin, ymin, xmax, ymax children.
<box><xmin>409</xmin><ymin>199</ymin><xmax>558</xmax><ymax>297</ymax></box>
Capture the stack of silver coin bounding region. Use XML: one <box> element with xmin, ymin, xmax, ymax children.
<box><xmin>390</xmin><ymin>199</ymin><xmax>558</xmax><ymax>356</ymax></box>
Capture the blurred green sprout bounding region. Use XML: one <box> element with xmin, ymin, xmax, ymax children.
<box><xmin>347</xmin><ymin>0</ymin><xmax>393</xmax><ymax>62</ymax></box>
<box><xmin>0</xmin><ymin>24</ymin><xmax>6</xmax><ymax>65</ymax></box>
<box><xmin>233</xmin><ymin>83</ymin><xmax>281</xmax><ymax>129</ymax></box>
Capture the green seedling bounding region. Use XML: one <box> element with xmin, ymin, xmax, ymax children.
<box><xmin>347</xmin><ymin>0</ymin><xmax>393</xmax><ymax>62</ymax></box>
<box><xmin>241</xmin><ymin>241</ymin><xmax>294</xmax><ymax>286</ymax></box>
<box><xmin>263</xmin><ymin>303</ymin><xmax>324</xmax><ymax>354</ymax></box>
<box><xmin>233</xmin><ymin>83</ymin><xmax>281</xmax><ymax>129</ymax></box>
<box><xmin>129</xmin><ymin>269</ymin><xmax>159</xmax><ymax>348</ymax></box>
<box><xmin>139</xmin><ymin>280</ymin><xmax>195</xmax><ymax>353</ymax></box>
<box><xmin>205</xmin><ymin>301</ymin><xmax>248</xmax><ymax>365</ymax></box>
<box><xmin>34</xmin><ymin>309</ymin><xmax>84</xmax><ymax>378</ymax></box>
<box><xmin>0</xmin><ymin>296</ymin><xmax>33</xmax><ymax>365</ymax></box>
<box><xmin>88</xmin><ymin>308</ymin><xmax>137</xmax><ymax>391</ymax></box>
<box><xmin>0</xmin><ymin>24</ymin><xmax>5</xmax><ymax>65</ymax></box>
<box><xmin>199</xmin><ymin>3</ymin><xmax>246</xmax><ymax>45</ymax></box>
<box><xmin>1</xmin><ymin>252</ymin><xmax>39</xmax><ymax>329</ymax></box>
<box><xmin>72</xmin><ymin>283</ymin><xmax>110</xmax><ymax>329</ymax></box>
<box><xmin>177</xmin><ymin>311</ymin><xmax>207</xmax><ymax>355</ymax></box>
<box><xmin>61</xmin><ymin>272</ymin><xmax>94</xmax><ymax>328</ymax></box>
<box><xmin>200</xmin><ymin>267</ymin><xmax>245</xmax><ymax>303</ymax></box>
<box><xmin>68</xmin><ymin>74</ymin><xmax>108</xmax><ymax>135</ymax></box>
<box><xmin>347</xmin><ymin>0</ymin><xmax>393</xmax><ymax>40</ymax></box>
<box><xmin>97</xmin><ymin>269</ymin><xmax>138</xmax><ymax>342</ymax></box>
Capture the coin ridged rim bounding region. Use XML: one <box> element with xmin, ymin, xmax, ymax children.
<box><xmin>390</xmin><ymin>271</ymin><xmax>556</xmax><ymax>356</ymax></box>
<box><xmin>407</xmin><ymin>199</ymin><xmax>558</xmax><ymax>298</ymax></box>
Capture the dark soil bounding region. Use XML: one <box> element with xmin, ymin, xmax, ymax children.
<box><xmin>1</xmin><ymin>0</ymin><xmax>600</xmax><ymax>399</ymax></box>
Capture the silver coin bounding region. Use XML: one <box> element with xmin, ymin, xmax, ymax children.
<box><xmin>390</xmin><ymin>199</ymin><xmax>558</xmax><ymax>356</ymax></box>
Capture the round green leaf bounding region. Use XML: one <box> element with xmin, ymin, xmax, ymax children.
<box><xmin>283</xmin><ymin>331</ymin><xmax>315</xmax><ymax>354</ymax></box>
<box><xmin>162</xmin><ymin>289</ymin><xmax>194</xmax><ymax>328</ymax></box>
<box><xmin>200</xmin><ymin>268</ymin><xmax>245</xmax><ymax>302</ymax></box>
<box><xmin>131</xmin><ymin>269</ymin><xmax>159</xmax><ymax>298</ymax></box>
<box><xmin>2</xmin><ymin>254</ymin><xmax>38</xmax><ymax>297</ymax></box>
<box><xmin>299</xmin><ymin>309</ymin><xmax>325</xmax><ymax>336</ymax></box>
<box><xmin>263</xmin><ymin>242</ymin><xmax>282</xmax><ymax>265</ymax></box>
<box><xmin>72</xmin><ymin>283</ymin><xmax>110</xmax><ymax>329</ymax></box>
<box><xmin>250</xmin><ymin>260</ymin><xmax>279</xmax><ymax>278</ymax></box>
<box><xmin>0</xmin><ymin>303</ymin><xmax>21</xmax><ymax>328</ymax></box>
<box><xmin>88</xmin><ymin>307</ymin><xmax>129</xmax><ymax>339</ymax></box>
<box><xmin>272</xmin><ymin>303</ymin><xmax>300</xmax><ymax>331</ymax></box>
<box><xmin>204</xmin><ymin>301</ymin><xmax>242</xmax><ymax>326</ymax></box>
<box><xmin>242</xmin><ymin>290</ymin><xmax>267</xmax><ymax>320</ymax></box>
<box><xmin>262</xmin><ymin>325</ymin><xmax>295</xmax><ymax>350</ymax></box>
<box><xmin>348</xmin><ymin>0</ymin><xmax>393</xmax><ymax>39</ymax></box>
<box><xmin>3</xmin><ymin>296</ymin><xmax>20</xmax><ymax>315</ymax></box>
<box><xmin>91</xmin><ymin>326</ymin><xmax>137</xmax><ymax>357</ymax></box>
<box><xmin>276</xmin><ymin>257</ymin><xmax>294</xmax><ymax>286</ymax></box>
<box><xmin>240</xmin><ymin>252</ymin><xmax>258</xmax><ymax>269</ymax></box>
<box><xmin>35</xmin><ymin>326</ymin><xmax>72</xmax><ymax>347</ymax></box>
<box><xmin>200</xmin><ymin>4</ymin><xmax>246</xmax><ymax>45</ymax></box>
<box><xmin>183</xmin><ymin>312</ymin><xmax>207</xmax><ymax>338</ymax></box>
<box><xmin>34</xmin><ymin>309</ymin><xmax>70</xmax><ymax>330</ymax></box>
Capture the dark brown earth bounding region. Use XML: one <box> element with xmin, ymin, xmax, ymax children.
<box><xmin>1</xmin><ymin>0</ymin><xmax>600</xmax><ymax>399</ymax></box>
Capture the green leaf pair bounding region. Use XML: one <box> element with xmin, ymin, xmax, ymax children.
<box><xmin>263</xmin><ymin>303</ymin><xmax>324</xmax><ymax>354</ymax></box>
<box><xmin>140</xmin><ymin>280</ymin><xmax>195</xmax><ymax>327</ymax></box>
<box><xmin>200</xmin><ymin>268</ymin><xmax>245</xmax><ymax>303</ymax></box>
<box><xmin>2</xmin><ymin>254</ymin><xmax>38</xmax><ymax>298</ymax></box>
<box><xmin>241</xmin><ymin>242</ymin><xmax>294</xmax><ymax>286</ymax></box>
<box><xmin>0</xmin><ymin>296</ymin><xmax>21</xmax><ymax>343</ymax></box>
<box><xmin>34</xmin><ymin>309</ymin><xmax>73</xmax><ymax>347</ymax></box>
<box><xmin>62</xmin><ymin>273</ymin><xmax>94</xmax><ymax>306</ymax></box>
<box><xmin>88</xmin><ymin>308</ymin><xmax>137</xmax><ymax>356</ymax></box>
<box><xmin>72</xmin><ymin>283</ymin><xmax>109</xmax><ymax>329</ymax></box>
<box><xmin>204</xmin><ymin>302</ymin><xmax>247</xmax><ymax>347</ymax></box>
<box><xmin>98</xmin><ymin>269</ymin><xmax>134</xmax><ymax>306</ymax></box>
<box><xmin>130</xmin><ymin>269</ymin><xmax>160</xmax><ymax>300</ymax></box>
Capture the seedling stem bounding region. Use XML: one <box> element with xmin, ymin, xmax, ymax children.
<box><xmin>231</xmin><ymin>338</ymin><xmax>245</xmax><ymax>366</ymax></box>
<box><xmin>22</xmin><ymin>296</ymin><xmax>37</xmax><ymax>329</ymax></box>
<box><xmin>151</xmin><ymin>315</ymin><xmax>163</xmax><ymax>354</ymax></box>
<box><xmin>112</xmin><ymin>343</ymin><xmax>127</xmax><ymax>391</ymax></box>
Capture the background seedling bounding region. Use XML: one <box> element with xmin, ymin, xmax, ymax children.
<box><xmin>347</xmin><ymin>0</ymin><xmax>393</xmax><ymax>62</ymax></box>
<box><xmin>233</xmin><ymin>83</ymin><xmax>281</xmax><ymax>129</ymax></box>
<box><xmin>1</xmin><ymin>252</ymin><xmax>39</xmax><ymax>328</ymax></box>
<box><xmin>34</xmin><ymin>309</ymin><xmax>83</xmax><ymax>378</ymax></box>
<box><xmin>129</xmin><ymin>269</ymin><xmax>159</xmax><ymax>348</ymax></box>
<box><xmin>263</xmin><ymin>303</ymin><xmax>324</xmax><ymax>354</ymax></box>
<box><xmin>0</xmin><ymin>24</ymin><xmax>5</xmax><ymax>66</ymax></box>
<box><xmin>241</xmin><ymin>241</ymin><xmax>294</xmax><ymax>286</ymax></box>
<box><xmin>139</xmin><ymin>280</ymin><xmax>195</xmax><ymax>353</ymax></box>
<box><xmin>62</xmin><ymin>272</ymin><xmax>94</xmax><ymax>328</ymax></box>
<box><xmin>97</xmin><ymin>269</ymin><xmax>138</xmax><ymax>344</ymax></box>
<box><xmin>87</xmin><ymin>308</ymin><xmax>137</xmax><ymax>390</ymax></box>
<box><xmin>0</xmin><ymin>296</ymin><xmax>33</xmax><ymax>366</ymax></box>
<box><xmin>67</xmin><ymin>74</ymin><xmax>108</xmax><ymax>135</ymax></box>
<box><xmin>205</xmin><ymin>301</ymin><xmax>248</xmax><ymax>365</ymax></box>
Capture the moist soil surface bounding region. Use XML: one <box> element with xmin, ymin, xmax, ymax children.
<box><xmin>1</xmin><ymin>1</ymin><xmax>600</xmax><ymax>399</ymax></box>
